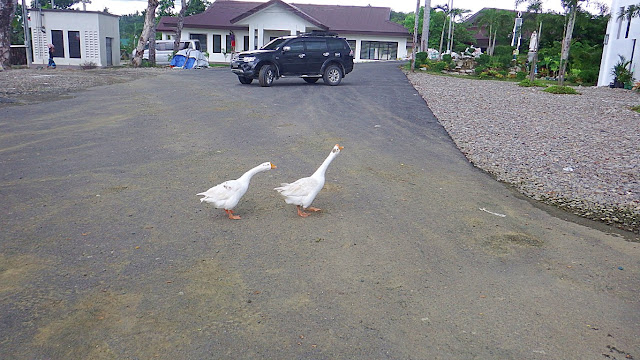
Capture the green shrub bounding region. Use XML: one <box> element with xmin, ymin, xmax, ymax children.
<box><xmin>433</xmin><ymin>61</ymin><xmax>447</xmax><ymax>72</ymax></box>
<box><xmin>476</xmin><ymin>53</ymin><xmax>491</xmax><ymax>66</ymax></box>
<box><xmin>516</xmin><ymin>71</ymin><xmax>527</xmax><ymax>80</ymax></box>
<box><xmin>442</xmin><ymin>54</ymin><xmax>452</xmax><ymax>63</ymax></box>
<box><xmin>475</xmin><ymin>65</ymin><xmax>487</xmax><ymax>75</ymax></box>
<box><xmin>578</xmin><ymin>69</ymin><xmax>599</xmax><ymax>84</ymax></box>
<box><xmin>415</xmin><ymin>52</ymin><xmax>428</xmax><ymax>66</ymax></box>
<box><xmin>543</xmin><ymin>85</ymin><xmax>580</xmax><ymax>94</ymax></box>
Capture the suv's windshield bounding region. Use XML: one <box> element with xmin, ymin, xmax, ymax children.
<box><xmin>261</xmin><ymin>38</ymin><xmax>287</xmax><ymax>50</ymax></box>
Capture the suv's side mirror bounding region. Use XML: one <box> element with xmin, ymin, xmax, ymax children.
<box><xmin>282</xmin><ymin>46</ymin><xmax>291</xmax><ymax>52</ymax></box>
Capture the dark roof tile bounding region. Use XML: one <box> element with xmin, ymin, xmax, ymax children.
<box><xmin>158</xmin><ymin>0</ymin><xmax>408</xmax><ymax>37</ymax></box>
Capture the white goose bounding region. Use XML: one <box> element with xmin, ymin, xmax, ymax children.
<box><xmin>275</xmin><ymin>144</ymin><xmax>343</xmax><ymax>217</ymax></box>
<box><xmin>198</xmin><ymin>162</ymin><xmax>276</xmax><ymax>219</ymax></box>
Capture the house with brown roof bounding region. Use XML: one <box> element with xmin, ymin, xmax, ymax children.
<box><xmin>156</xmin><ymin>0</ymin><xmax>410</xmax><ymax>63</ymax></box>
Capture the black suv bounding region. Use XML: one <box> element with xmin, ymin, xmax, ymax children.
<box><xmin>231</xmin><ymin>32</ymin><xmax>354</xmax><ymax>87</ymax></box>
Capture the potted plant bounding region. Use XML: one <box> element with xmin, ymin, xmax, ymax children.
<box><xmin>611</xmin><ymin>55</ymin><xmax>633</xmax><ymax>88</ymax></box>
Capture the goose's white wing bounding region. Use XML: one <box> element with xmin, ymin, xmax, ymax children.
<box><xmin>275</xmin><ymin>177</ymin><xmax>323</xmax><ymax>207</ymax></box>
<box><xmin>197</xmin><ymin>180</ymin><xmax>243</xmax><ymax>208</ymax></box>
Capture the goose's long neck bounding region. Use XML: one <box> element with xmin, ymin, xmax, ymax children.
<box><xmin>312</xmin><ymin>152</ymin><xmax>337</xmax><ymax>178</ymax></box>
<box><xmin>239</xmin><ymin>165</ymin><xmax>266</xmax><ymax>183</ymax></box>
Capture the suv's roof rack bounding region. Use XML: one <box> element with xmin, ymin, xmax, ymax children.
<box><xmin>302</xmin><ymin>30</ymin><xmax>339</xmax><ymax>37</ymax></box>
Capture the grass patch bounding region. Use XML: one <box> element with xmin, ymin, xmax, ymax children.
<box><xmin>630</xmin><ymin>105</ymin><xmax>640</xmax><ymax>113</ymax></box>
<box><xmin>518</xmin><ymin>78</ymin><xmax>547</xmax><ymax>87</ymax></box>
<box><xmin>542</xmin><ymin>85</ymin><xmax>580</xmax><ymax>94</ymax></box>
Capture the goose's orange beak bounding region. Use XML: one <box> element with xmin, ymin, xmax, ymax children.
<box><xmin>270</xmin><ymin>163</ymin><xmax>277</xmax><ymax>169</ymax></box>
<box><xmin>337</xmin><ymin>144</ymin><xmax>344</xmax><ymax>151</ymax></box>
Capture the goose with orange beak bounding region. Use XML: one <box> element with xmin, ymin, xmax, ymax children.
<box><xmin>198</xmin><ymin>162</ymin><xmax>276</xmax><ymax>219</ymax></box>
<box><xmin>275</xmin><ymin>144</ymin><xmax>343</xmax><ymax>217</ymax></box>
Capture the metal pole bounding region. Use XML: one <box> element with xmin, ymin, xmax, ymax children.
<box><xmin>21</xmin><ymin>0</ymin><xmax>32</xmax><ymax>66</ymax></box>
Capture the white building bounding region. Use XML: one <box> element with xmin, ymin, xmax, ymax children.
<box><xmin>29</xmin><ymin>9</ymin><xmax>120</xmax><ymax>67</ymax></box>
<box><xmin>157</xmin><ymin>0</ymin><xmax>410</xmax><ymax>63</ymax></box>
<box><xmin>598</xmin><ymin>0</ymin><xmax>639</xmax><ymax>86</ymax></box>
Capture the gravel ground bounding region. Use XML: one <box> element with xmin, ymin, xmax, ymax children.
<box><xmin>1</xmin><ymin>67</ymin><xmax>638</xmax><ymax>233</ymax></box>
<box><xmin>407</xmin><ymin>72</ymin><xmax>640</xmax><ymax>233</ymax></box>
<box><xmin>0</xmin><ymin>67</ymin><xmax>169</xmax><ymax>106</ymax></box>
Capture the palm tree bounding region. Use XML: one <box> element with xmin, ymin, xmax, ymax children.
<box><xmin>447</xmin><ymin>8</ymin><xmax>471</xmax><ymax>54</ymax></box>
<box><xmin>477</xmin><ymin>9</ymin><xmax>512</xmax><ymax>56</ymax></box>
<box><xmin>435</xmin><ymin>4</ymin><xmax>450</xmax><ymax>58</ymax></box>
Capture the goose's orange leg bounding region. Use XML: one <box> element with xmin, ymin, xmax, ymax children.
<box><xmin>306</xmin><ymin>207</ymin><xmax>321</xmax><ymax>212</ymax></box>
<box><xmin>225</xmin><ymin>209</ymin><xmax>241</xmax><ymax>220</ymax></box>
<box><xmin>296</xmin><ymin>205</ymin><xmax>310</xmax><ymax>217</ymax></box>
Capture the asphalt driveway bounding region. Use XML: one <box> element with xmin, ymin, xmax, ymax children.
<box><xmin>0</xmin><ymin>62</ymin><xmax>638</xmax><ymax>359</ymax></box>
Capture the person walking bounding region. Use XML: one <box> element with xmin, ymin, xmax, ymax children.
<box><xmin>47</xmin><ymin>44</ymin><xmax>56</xmax><ymax>69</ymax></box>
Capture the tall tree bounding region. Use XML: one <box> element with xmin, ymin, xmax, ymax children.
<box><xmin>31</xmin><ymin>0</ymin><xmax>80</xmax><ymax>9</ymax></box>
<box><xmin>447</xmin><ymin>8</ymin><xmax>470</xmax><ymax>54</ymax></box>
<box><xmin>517</xmin><ymin>0</ymin><xmax>591</xmax><ymax>85</ymax></box>
<box><xmin>435</xmin><ymin>4</ymin><xmax>450</xmax><ymax>58</ymax></box>
<box><xmin>174</xmin><ymin>0</ymin><xmax>190</xmax><ymax>51</ymax></box>
<box><xmin>0</xmin><ymin>0</ymin><xmax>14</xmax><ymax>70</ymax></box>
<box><xmin>420</xmin><ymin>0</ymin><xmax>432</xmax><ymax>52</ymax></box>
<box><xmin>411</xmin><ymin>0</ymin><xmax>420</xmax><ymax>71</ymax></box>
<box><xmin>184</xmin><ymin>0</ymin><xmax>209</xmax><ymax>16</ymax></box>
<box><xmin>132</xmin><ymin>0</ymin><xmax>160</xmax><ymax>67</ymax></box>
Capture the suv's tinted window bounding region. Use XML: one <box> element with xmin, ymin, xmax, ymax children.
<box><xmin>327</xmin><ymin>38</ymin><xmax>347</xmax><ymax>50</ymax></box>
<box><xmin>287</xmin><ymin>39</ymin><xmax>304</xmax><ymax>51</ymax></box>
<box><xmin>262</xmin><ymin>38</ymin><xmax>287</xmax><ymax>50</ymax></box>
<box><xmin>305</xmin><ymin>39</ymin><xmax>327</xmax><ymax>51</ymax></box>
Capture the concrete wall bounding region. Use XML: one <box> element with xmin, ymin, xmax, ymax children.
<box><xmin>598</xmin><ymin>0</ymin><xmax>640</xmax><ymax>86</ymax></box>
<box><xmin>30</xmin><ymin>9</ymin><xmax>120</xmax><ymax>67</ymax></box>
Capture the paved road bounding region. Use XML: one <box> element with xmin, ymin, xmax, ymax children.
<box><xmin>1</xmin><ymin>62</ymin><xmax>638</xmax><ymax>359</ymax></box>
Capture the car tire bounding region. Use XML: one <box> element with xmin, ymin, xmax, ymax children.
<box><xmin>303</xmin><ymin>78</ymin><xmax>319</xmax><ymax>84</ymax></box>
<box><xmin>259</xmin><ymin>65</ymin><xmax>275</xmax><ymax>87</ymax></box>
<box><xmin>238</xmin><ymin>76</ymin><xmax>253</xmax><ymax>84</ymax></box>
<box><xmin>323</xmin><ymin>64</ymin><xmax>342</xmax><ymax>86</ymax></box>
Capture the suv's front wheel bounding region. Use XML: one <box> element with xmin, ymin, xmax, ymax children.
<box><xmin>323</xmin><ymin>64</ymin><xmax>343</xmax><ymax>86</ymax></box>
<box><xmin>259</xmin><ymin>65</ymin><xmax>275</xmax><ymax>87</ymax></box>
<box><xmin>238</xmin><ymin>76</ymin><xmax>253</xmax><ymax>84</ymax></box>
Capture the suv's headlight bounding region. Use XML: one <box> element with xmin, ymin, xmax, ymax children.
<box><xmin>243</xmin><ymin>56</ymin><xmax>256</xmax><ymax>63</ymax></box>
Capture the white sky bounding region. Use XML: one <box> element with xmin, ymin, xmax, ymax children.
<box><xmin>73</xmin><ymin>0</ymin><xmax>603</xmax><ymax>17</ymax></box>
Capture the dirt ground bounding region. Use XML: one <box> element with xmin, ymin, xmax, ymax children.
<box><xmin>0</xmin><ymin>67</ymin><xmax>168</xmax><ymax>106</ymax></box>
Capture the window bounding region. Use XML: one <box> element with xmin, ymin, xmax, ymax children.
<box><xmin>226</xmin><ymin>35</ymin><xmax>232</xmax><ymax>53</ymax></box>
<box><xmin>51</xmin><ymin>30</ymin><xmax>64</xmax><ymax>57</ymax></box>
<box><xmin>212</xmin><ymin>34</ymin><xmax>221</xmax><ymax>53</ymax></box>
<box><xmin>360</xmin><ymin>41</ymin><xmax>397</xmax><ymax>60</ymax></box>
<box><xmin>190</xmin><ymin>33</ymin><xmax>207</xmax><ymax>52</ymax></box>
<box><xmin>305</xmin><ymin>39</ymin><xmax>326</xmax><ymax>51</ymax></box>
<box><xmin>327</xmin><ymin>38</ymin><xmax>347</xmax><ymax>50</ymax></box>
<box><xmin>287</xmin><ymin>39</ymin><xmax>304</xmax><ymax>51</ymax></box>
<box><xmin>604</xmin><ymin>34</ymin><xmax>609</xmax><ymax>45</ymax></box>
<box><xmin>68</xmin><ymin>31</ymin><xmax>81</xmax><ymax>58</ymax></box>
<box><xmin>347</xmin><ymin>40</ymin><xmax>356</xmax><ymax>51</ymax></box>
<box><xmin>244</xmin><ymin>36</ymin><xmax>249</xmax><ymax>51</ymax></box>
